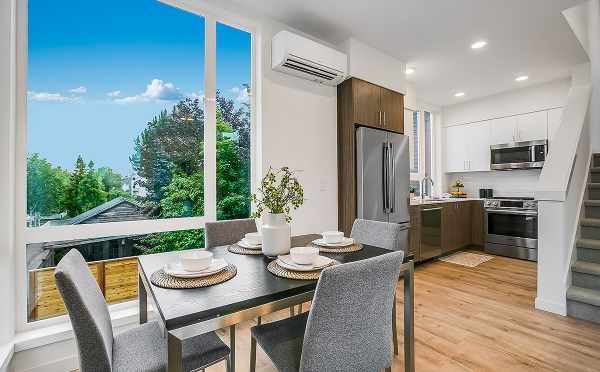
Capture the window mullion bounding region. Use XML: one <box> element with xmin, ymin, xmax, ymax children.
<box><xmin>204</xmin><ymin>17</ymin><xmax>217</xmax><ymax>221</ymax></box>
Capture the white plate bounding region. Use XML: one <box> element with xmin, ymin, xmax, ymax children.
<box><xmin>277</xmin><ymin>255</ymin><xmax>334</xmax><ymax>272</ymax></box>
<box><xmin>312</xmin><ymin>237</ymin><xmax>355</xmax><ymax>247</ymax></box>
<box><xmin>164</xmin><ymin>259</ymin><xmax>228</xmax><ymax>278</ymax></box>
<box><xmin>237</xmin><ymin>239</ymin><xmax>262</xmax><ymax>250</ymax></box>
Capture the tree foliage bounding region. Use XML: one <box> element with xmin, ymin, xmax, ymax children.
<box><xmin>27</xmin><ymin>154</ymin><xmax>69</xmax><ymax>216</ymax></box>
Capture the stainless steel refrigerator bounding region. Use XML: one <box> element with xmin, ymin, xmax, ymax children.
<box><xmin>356</xmin><ymin>126</ymin><xmax>410</xmax><ymax>252</ymax></box>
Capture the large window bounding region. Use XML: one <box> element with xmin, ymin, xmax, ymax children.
<box><xmin>23</xmin><ymin>0</ymin><xmax>253</xmax><ymax>322</ymax></box>
<box><xmin>405</xmin><ymin>108</ymin><xmax>434</xmax><ymax>195</ymax></box>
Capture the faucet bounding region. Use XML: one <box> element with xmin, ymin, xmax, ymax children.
<box><xmin>420</xmin><ymin>176</ymin><xmax>434</xmax><ymax>199</ymax></box>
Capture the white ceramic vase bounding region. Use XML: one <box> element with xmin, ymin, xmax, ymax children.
<box><xmin>261</xmin><ymin>213</ymin><xmax>291</xmax><ymax>257</ymax></box>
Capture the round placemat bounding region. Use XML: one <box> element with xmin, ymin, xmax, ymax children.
<box><xmin>150</xmin><ymin>264</ymin><xmax>237</xmax><ymax>289</ymax></box>
<box><xmin>267</xmin><ymin>260</ymin><xmax>338</xmax><ymax>280</ymax></box>
<box><xmin>311</xmin><ymin>242</ymin><xmax>363</xmax><ymax>253</ymax></box>
<box><xmin>228</xmin><ymin>244</ymin><xmax>264</xmax><ymax>255</ymax></box>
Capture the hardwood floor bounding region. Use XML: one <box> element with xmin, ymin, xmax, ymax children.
<box><xmin>206</xmin><ymin>253</ymin><xmax>600</xmax><ymax>372</ymax></box>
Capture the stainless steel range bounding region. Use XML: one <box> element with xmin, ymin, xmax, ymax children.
<box><xmin>484</xmin><ymin>197</ymin><xmax>538</xmax><ymax>261</ymax></box>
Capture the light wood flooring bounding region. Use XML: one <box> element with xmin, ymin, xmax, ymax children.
<box><xmin>205</xmin><ymin>253</ymin><xmax>600</xmax><ymax>372</ymax></box>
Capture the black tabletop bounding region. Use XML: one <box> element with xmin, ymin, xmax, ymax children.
<box><xmin>138</xmin><ymin>234</ymin><xmax>392</xmax><ymax>330</ymax></box>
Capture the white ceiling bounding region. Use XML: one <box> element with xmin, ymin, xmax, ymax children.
<box><xmin>226</xmin><ymin>0</ymin><xmax>589</xmax><ymax>106</ymax></box>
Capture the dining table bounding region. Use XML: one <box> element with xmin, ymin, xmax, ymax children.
<box><xmin>137</xmin><ymin>234</ymin><xmax>415</xmax><ymax>372</ymax></box>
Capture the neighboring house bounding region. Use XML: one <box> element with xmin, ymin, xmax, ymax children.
<box><xmin>26</xmin><ymin>197</ymin><xmax>150</xmax><ymax>270</ymax></box>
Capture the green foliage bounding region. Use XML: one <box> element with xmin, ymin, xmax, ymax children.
<box><xmin>136</xmin><ymin>229</ymin><xmax>205</xmax><ymax>255</ymax></box>
<box><xmin>74</xmin><ymin>162</ymin><xmax>108</xmax><ymax>214</ymax></box>
<box><xmin>27</xmin><ymin>154</ymin><xmax>69</xmax><ymax>216</ymax></box>
<box><xmin>160</xmin><ymin>171</ymin><xmax>204</xmax><ymax>218</ymax></box>
<box><xmin>251</xmin><ymin>167</ymin><xmax>304</xmax><ymax>222</ymax></box>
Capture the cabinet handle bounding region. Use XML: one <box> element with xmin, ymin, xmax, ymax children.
<box><xmin>383</xmin><ymin>111</ymin><xmax>387</xmax><ymax>127</ymax></box>
<box><xmin>379</xmin><ymin>111</ymin><xmax>382</xmax><ymax>126</ymax></box>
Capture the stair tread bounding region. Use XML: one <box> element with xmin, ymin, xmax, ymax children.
<box><xmin>584</xmin><ymin>200</ymin><xmax>600</xmax><ymax>206</ymax></box>
<box><xmin>578</xmin><ymin>238</ymin><xmax>600</xmax><ymax>250</ymax></box>
<box><xmin>581</xmin><ymin>218</ymin><xmax>600</xmax><ymax>227</ymax></box>
<box><xmin>567</xmin><ymin>286</ymin><xmax>600</xmax><ymax>307</ymax></box>
<box><xmin>573</xmin><ymin>260</ymin><xmax>600</xmax><ymax>275</ymax></box>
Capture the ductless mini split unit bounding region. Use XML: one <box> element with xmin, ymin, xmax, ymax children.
<box><xmin>271</xmin><ymin>31</ymin><xmax>348</xmax><ymax>86</ymax></box>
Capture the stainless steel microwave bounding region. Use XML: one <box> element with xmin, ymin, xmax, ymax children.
<box><xmin>490</xmin><ymin>140</ymin><xmax>547</xmax><ymax>171</ymax></box>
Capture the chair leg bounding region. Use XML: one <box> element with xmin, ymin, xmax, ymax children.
<box><xmin>392</xmin><ymin>294</ymin><xmax>399</xmax><ymax>355</ymax></box>
<box><xmin>250</xmin><ymin>335</ymin><xmax>257</xmax><ymax>372</ymax></box>
<box><xmin>225</xmin><ymin>356</ymin><xmax>231</xmax><ymax>372</ymax></box>
<box><xmin>229</xmin><ymin>325</ymin><xmax>236</xmax><ymax>372</ymax></box>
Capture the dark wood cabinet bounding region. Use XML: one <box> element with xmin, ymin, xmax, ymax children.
<box><xmin>337</xmin><ymin>78</ymin><xmax>405</xmax><ymax>235</ymax></box>
<box><xmin>380</xmin><ymin>87</ymin><xmax>404</xmax><ymax>133</ymax></box>
<box><xmin>408</xmin><ymin>205</ymin><xmax>421</xmax><ymax>261</ymax></box>
<box><xmin>413</xmin><ymin>201</ymin><xmax>483</xmax><ymax>261</ymax></box>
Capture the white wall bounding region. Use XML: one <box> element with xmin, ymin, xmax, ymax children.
<box><xmin>441</xmin><ymin>78</ymin><xmax>571</xmax><ymax>196</ymax></box>
<box><xmin>0</xmin><ymin>0</ymin><xmax>16</xmax><ymax>370</ymax></box>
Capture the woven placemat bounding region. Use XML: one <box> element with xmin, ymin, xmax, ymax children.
<box><xmin>228</xmin><ymin>244</ymin><xmax>263</xmax><ymax>255</ymax></box>
<box><xmin>150</xmin><ymin>264</ymin><xmax>237</xmax><ymax>289</ymax></box>
<box><xmin>311</xmin><ymin>242</ymin><xmax>363</xmax><ymax>253</ymax></box>
<box><xmin>267</xmin><ymin>260</ymin><xmax>339</xmax><ymax>280</ymax></box>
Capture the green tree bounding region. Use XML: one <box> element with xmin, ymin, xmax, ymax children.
<box><xmin>97</xmin><ymin>166</ymin><xmax>129</xmax><ymax>200</ymax></box>
<box><xmin>135</xmin><ymin>229</ymin><xmax>205</xmax><ymax>255</ymax></box>
<box><xmin>75</xmin><ymin>162</ymin><xmax>107</xmax><ymax>214</ymax></box>
<box><xmin>26</xmin><ymin>154</ymin><xmax>69</xmax><ymax>216</ymax></box>
<box><xmin>63</xmin><ymin>155</ymin><xmax>87</xmax><ymax>217</ymax></box>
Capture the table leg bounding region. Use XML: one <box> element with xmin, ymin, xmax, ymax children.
<box><xmin>403</xmin><ymin>262</ymin><xmax>415</xmax><ymax>372</ymax></box>
<box><xmin>229</xmin><ymin>325</ymin><xmax>236</xmax><ymax>372</ymax></box>
<box><xmin>167</xmin><ymin>331</ymin><xmax>184</xmax><ymax>372</ymax></box>
<box><xmin>392</xmin><ymin>294</ymin><xmax>398</xmax><ymax>355</ymax></box>
<box><xmin>139</xmin><ymin>273</ymin><xmax>147</xmax><ymax>324</ymax></box>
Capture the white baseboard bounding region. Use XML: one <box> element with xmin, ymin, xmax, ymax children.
<box><xmin>19</xmin><ymin>355</ymin><xmax>77</xmax><ymax>372</ymax></box>
<box><xmin>0</xmin><ymin>343</ymin><xmax>14</xmax><ymax>372</ymax></box>
<box><xmin>535</xmin><ymin>296</ymin><xmax>567</xmax><ymax>316</ymax></box>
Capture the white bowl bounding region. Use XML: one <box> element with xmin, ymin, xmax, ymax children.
<box><xmin>244</xmin><ymin>232</ymin><xmax>262</xmax><ymax>245</ymax></box>
<box><xmin>289</xmin><ymin>247</ymin><xmax>319</xmax><ymax>265</ymax></box>
<box><xmin>179</xmin><ymin>250</ymin><xmax>213</xmax><ymax>272</ymax></box>
<box><xmin>322</xmin><ymin>231</ymin><xmax>344</xmax><ymax>244</ymax></box>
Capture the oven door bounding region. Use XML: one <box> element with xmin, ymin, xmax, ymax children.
<box><xmin>485</xmin><ymin>209</ymin><xmax>538</xmax><ymax>248</ymax></box>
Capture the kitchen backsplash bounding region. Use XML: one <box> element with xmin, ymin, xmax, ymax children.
<box><xmin>444</xmin><ymin>169</ymin><xmax>541</xmax><ymax>198</ymax></box>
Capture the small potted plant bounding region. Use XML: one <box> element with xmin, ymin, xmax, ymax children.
<box><xmin>450</xmin><ymin>179</ymin><xmax>466</xmax><ymax>198</ymax></box>
<box><xmin>409</xmin><ymin>186</ymin><xmax>416</xmax><ymax>198</ymax></box>
<box><xmin>251</xmin><ymin>167</ymin><xmax>304</xmax><ymax>257</ymax></box>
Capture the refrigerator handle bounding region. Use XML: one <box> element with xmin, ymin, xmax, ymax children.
<box><xmin>389</xmin><ymin>141</ymin><xmax>395</xmax><ymax>213</ymax></box>
<box><xmin>382</xmin><ymin>142</ymin><xmax>389</xmax><ymax>213</ymax></box>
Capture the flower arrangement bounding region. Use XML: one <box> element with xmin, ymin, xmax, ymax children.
<box><xmin>251</xmin><ymin>166</ymin><xmax>304</xmax><ymax>222</ymax></box>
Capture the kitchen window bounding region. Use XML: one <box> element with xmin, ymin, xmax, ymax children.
<box><xmin>20</xmin><ymin>0</ymin><xmax>255</xmax><ymax>324</ymax></box>
<box><xmin>405</xmin><ymin>108</ymin><xmax>434</xmax><ymax>193</ymax></box>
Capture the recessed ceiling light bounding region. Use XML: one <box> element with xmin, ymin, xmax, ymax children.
<box><xmin>454</xmin><ymin>92</ymin><xmax>465</xmax><ymax>97</ymax></box>
<box><xmin>405</xmin><ymin>67</ymin><xmax>415</xmax><ymax>75</ymax></box>
<box><xmin>515</xmin><ymin>75</ymin><xmax>529</xmax><ymax>82</ymax></box>
<box><xmin>471</xmin><ymin>40</ymin><xmax>487</xmax><ymax>49</ymax></box>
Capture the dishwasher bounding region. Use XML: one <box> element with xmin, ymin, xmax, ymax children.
<box><xmin>420</xmin><ymin>207</ymin><xmax>442</xmax><ymax>260</ymax></box>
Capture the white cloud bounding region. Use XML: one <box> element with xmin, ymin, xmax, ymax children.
<box><xmin>230</xmin><ymin>86</ymin><xmax>250</xmax><ymax>104</ymax></box>
<box><xmin>114</xmin><ymin>79</ymin><xmax>184</xmax><ymax>104</ymax></box>
<box><xmin>69</xmin><ymin>86</ymin><xmax>87</xmax><ymax>94</ymax></box>
<box><xmin>107</xmin><ymin>90</ymin><xmax>121</xmax><ymax>98</ymax></box>
<box><xmin>27</xmin><ymin>91</ymin><xmax>76</xmax><ymax>102</ymax></box>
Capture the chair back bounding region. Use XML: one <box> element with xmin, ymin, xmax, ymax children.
<box><xmin>351</xmin><ymin>218</ymin><xmax>406</xmax><ymax>251</ymax></box>
<box><xmin>299</xmin><ymin>251</ymin><xmax>404</xmax><ymax>372</ymax></box>
<box><xmin>205</xmin><ymin>218</ymin><xmax>257</xmax><ymax>248</ymax></box>
<box><xmin>54</xmin><ymin>249</ymin><xmax>114</xmax><ymax>372</ymax></box>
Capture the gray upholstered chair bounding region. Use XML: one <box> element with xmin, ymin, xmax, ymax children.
<box><xmin>249</xmin><ymin>251</ymin><xmax>404</xmax><ymax>372</ymax></box>
<box><xmin>350</xmin><ymin>218</ymin><xmax>408</xmax><ymax>252</ymax></box>
<box><xmin>204</xmin><ymin>218</ymin><xmax>257</xmax><ymax>249</ymax></box>
<box><xmin>351</xmin><ymin>218</ymin><xmax>407</xmax><ymax>355</ymax></box>
<box><xmin>204</xmin><ymin>217</ymin><xmax>258</xmax><ymax>371</ymax></box>
<box><xmin>54</xmin><ymin>249</ymin><xmax>231</xmax><ymax>372</ymax></box>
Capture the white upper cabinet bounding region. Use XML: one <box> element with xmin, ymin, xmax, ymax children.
<box><xmin>444</xmin><ymin>121</ymin><xmax>491</xmax><ymax>173</ymax></box>
<box><xmin>489</xmin><ymin>117</ymin><xmax>517</xmax><ymax>144</ymax></box>
<box><xmin>547</xmin><ymin>108</ymin><xmax>563</xmax><ymax>149</ymax></box>
<box><xmin>516</xmin><ymin>111</ymin><xmax>547</xmax><ymax>142</ymax></box>
<box><xmin>467</xmin><ymin>121</ymin><xmax>492</xmax><ymax>171</ymax></box>
<box><xmin>445</xmin><ymin>125</ymin><xmax>469</xmax><ymax>173</ymax></box>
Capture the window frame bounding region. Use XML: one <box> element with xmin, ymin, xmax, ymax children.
<box><xmin>15</xmin><ymin>0</ymin><xmax>260</xmax><ymax>332</ymax></box>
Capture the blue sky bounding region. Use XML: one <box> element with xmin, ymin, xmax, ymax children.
<box><xmin>27</xmin><ymin>0</ymin><xmax>251</xmax><ymax>175</ymax></box>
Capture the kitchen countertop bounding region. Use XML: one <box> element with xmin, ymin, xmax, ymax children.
<box><xmin>410</xmin><ymin>197</ymin><xmax>483</xmax><ymax>206</ymax></box>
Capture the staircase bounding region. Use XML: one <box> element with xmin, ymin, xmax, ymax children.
<box><xmin>567</xmin><ymin>153</ymin><xmax>600</xmax><ymax>323</ymax></box>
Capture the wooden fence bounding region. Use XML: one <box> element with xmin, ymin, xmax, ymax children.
<box><xmin>28</xmin><ymin>257</ymin><xmax>139</xmax><ymax>322</ymax></box>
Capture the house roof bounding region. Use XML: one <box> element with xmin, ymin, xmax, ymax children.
<box><xmin>43</xmin><ymin>197</ymin><xmax>145</xmax><ymax>227</ymax></box>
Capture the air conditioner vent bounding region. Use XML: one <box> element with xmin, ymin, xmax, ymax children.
<box><xmin>272</xmin><ymin>31</ymin><xmax>348</xmax><ymax>86</ymax></box>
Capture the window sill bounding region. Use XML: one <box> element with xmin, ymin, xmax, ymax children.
<box><xmin>13</xmin><ymin>301</ymin><xmax>149</xmax><ymax>353</ymax></box>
